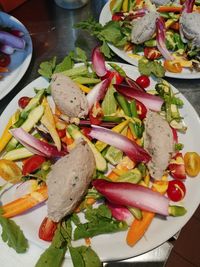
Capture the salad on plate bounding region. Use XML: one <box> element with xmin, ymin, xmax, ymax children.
<box><xmin>76</xmin><ymin>0</ymin><xmax>200</xmax><ymax>78</ymax></box>
<box><xmin>0</xmin><ymin>47</ymin><xmax>200</xmax><ymax>267</ymax></box>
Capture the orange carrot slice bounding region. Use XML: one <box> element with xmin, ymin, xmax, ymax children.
<box><xmin>1</xmin><ymin>186</ymin><xmax>48</xmax><ymax>218</ymax></box>
<box><xmin>157</xmin><ymin>6</ymin><xmax>182</xmax><ymax>12</ymax></box>
<box><xmin>126</xmin><ymin>210</ymin><xmax>155</xmax><ymax>246</ymax></box>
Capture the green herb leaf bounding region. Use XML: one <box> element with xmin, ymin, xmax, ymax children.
<box><xmin>138</xmin><ymin>57</ymin><xmax>165</xmax><ymax>78</ymax></box>
<box><xmin>38</xmin><ymin>57</ymin><xmax>57</xmax><ymax>79</ymax></box>
<box><xmin>0</xmin><ymin>215</ymin><xmax>28</xmax><ymax>253</ymax></box>
<box><xmin>69</xmin><ymin>246</ymin><xmax>85</xmax><ymax>267</ymax></box>
<box><xmin>77</xmin><ymin>246</ymin><xmax>102</xmax><ymax>267</ymax></box>
<box><xmin>35</xmin><ymin>247</ymin><xmax>66</xmax><ymax>267</ymax></box>
<box><xmin>54</xmin><ymin>54</ymin><xmax>74</xmax><ymax>73</ymax></box>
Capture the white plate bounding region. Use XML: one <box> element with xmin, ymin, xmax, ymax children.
<box><xmin>0</xmin><ymin>64</ymin><xmax>200</xmax><ymax>264</ymax></box>
<box><xmin>0</xmin><ymin>11</ymin><xmax>33</xmax><ymax>100</ymax></box>
<box><xmin>99</xmin><ymin>2</ymin><xmax>200</xmax><ymax>79</ymax></box>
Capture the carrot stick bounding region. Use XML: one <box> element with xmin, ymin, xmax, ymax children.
<box><xmin>1</xmin><ymin>186</ymin><xmax>48</xmax><ymax>218</ymax></box>
<box><xmin>126</xmin><ymin>184</ymin><xmax>167</xmax><ymax>246</ymax></box>
<box><xmin>126</xmin><ymin>210</ymin><xmax>155</xmax><ymax>246</ymax></box>
<box><xmin>107</xmin><ymin>171</ymin><xmax>119</xmax><ymax>181</ymax></box>
<box><xmin>157</xmin><ymin>6</ymin><xmax>182</xmax><ymax>12</ymax></box>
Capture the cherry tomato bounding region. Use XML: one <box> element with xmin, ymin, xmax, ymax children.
<box><xmin>22</xmin><ymin>155</ymin><xmax>46</xmax><ymax>175</ymax></box>
<box><xmin>0</xmin><ymin>53</ymin><xmax>11</xmax><ymax>68</ymax></box>
<box><xmin>167</xmin><ymin>180</ymin><xmax>186</xmax><ymax>202</ymax></box>
<box><xmin>136</xmin><ymin>75</ymin><xmax>150</xmax><ymax>89</ymax></box>
<box><xmin>57</xmin><ymin>129</ymin><xmax>66</xmax><ymax>138</ymax></box>
<box><xmin>39</xmin><ymin>217</ymin><xmax>57</xmax><ymax>242</ymax></box>
<box><xmin>168</xmin><ymin>152</ymin><xmax>186</xmax><ymax>179</ymax></box>
<box><xmin>18</xmin><ymin>96</ymin><xmax>31</xmax><ymax>109</ymax></box>
<box><xmin>112</xmin><ymin>13</ymin><xmax>123</xmax><ymax>21</ymax></box>
<box><xmin>89</xmin><ymin>101</ymin><xmax>104</xmax><ymax>125</ymax></box>
<box><xmin>184</xmin><ymin>152</ymin><xmax>200</xmax><ymax>177</ymax></box>
<box><xmin>81</xmin><ymin>127</ymin><xmax>92</xmax><ymax>141</ymax></box>
<box><xmin>163</xmin><ymin>60</ymin><xmax>182</xmax><ymax>73</ymax></box>
<box><xmin>144</xmin><ymin>47</ymin><xmax>162</xmax><ymax>60</ymax></box>
<box><xmin>102</xmin><ymin>70</ymin><xmax>124</xmax><ymax>84</ymax></box>
<box><xmin>0</xmin><ymin>159</ymin><xmax>22</xmax><ymax>183</ymax></box>
<box><xmin>135</xmin><ymin>99</ymin><xmax>147</xmax><ymax>120</ymax></box>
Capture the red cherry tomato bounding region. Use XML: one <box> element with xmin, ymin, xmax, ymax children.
<box><xmin>18</xmin><ymin>96</ymin><xmax>31</xmax><ymax>109</ymax></box>
<box><xmin>39</xmin><ymin>217</ymin><xmax>57</xmax><ymax>242</ymax></box>
<box><xmin>167</xmin><ymin>180</ymin><xmax>186</xmax><ymax>202</ymax></box>
<box><xmin>22</xmin><ymin>155</ymin><xmax>46</xmax><ymax>175</ymax></box>
<box><xmin>168</xmin><ymin>152</ymin><xmax>186</xmax><ymax>180</ymax></box>
<box><xmin>0</xmin><ymin>53</ymin><xmax>11</xmax><ymax>68</ymax></box>
<box><xmin>144</xmin><ymin>47</ymin><xmax>162</xmax><ymax>61</ymax></box>
<box><xmin>81</xmin><ymin>127</ymin><xmax>92</xmax><ymax>140</ymax></box>
<box><xmin>135</xmin><ymin>99</ymin><xmax>147</xmax><ymax>120</ymax></box>
<box><xmin>57</xmin><ymin>129</ymin><xmax>66</xmax><ymax>138</ymax></box>
<box><xmin>89</xmin><ymin>101</ymin><xmax>104</xmax><ymax>125</ymax></box>
<box><xmin>136</xmin><ymin>75</ymin><xmax>150</xmax><ymax>89</ymax></box>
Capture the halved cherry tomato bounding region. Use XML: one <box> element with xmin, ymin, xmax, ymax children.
<box><xmin>167</xmin><ymin>180</ymin><xmax>186</xmax><ymax>202</ymax></box>
<box><xmin>89</xmin><ymin>101</ymin><xmax>104</xmax><ymax>125</ymax></box>
<box><xmin>168</xmin><ymin>152</ymin><xmax>186</xmax><ymax>179</ymax></box>
<box><xmin>102</xmin><ymin>70</ymin><xmax>124</xmax><ymax>84</ymax></box>
<box><xmin>144</xmin><ymin>47</ymin><xmax>162</xmax><ymax>60</ymax></box>
<box><xmin>81</xmin><ymin>127</ymin><xmax>92</xmax><ymax>141</ymax></box>
<box><xmin>135</xmin><ymin>99</ymin><xmax>147</xmax><ymax>120</ymax></box>
<box><xmin>18</xmin><ymin>96</ymin><xmax>31</xmax><ymax>109</ymax></box>
<box><xmin>184</xmin><ymin>152</ymin><xmax>200</xmax><ymax>177</ymax></box>
<box><xmin>136</xmin><ymin>75</ymin><xmax>150</xmax><ymax>89</ymax></box>
<box><xmin>0</xmin><ymin>52</ymin><xmax>11</xmax><ymax>68</ymax></box>
<box><xmin>57</xmin><ymin>129</ymin><xmax>66</xmax><ymax>138</ymax></box>
<box><xmin>112</xmin><ymin>13</ymin><xmax>124</xmax><ymax>21</ymax></box>
<box><xmin>22</xmin><ymin>155</ymin><xmax>46</xmax><ymax>175</ymax></box>
<box><xmin>171</xmin><ymin>127</ymin><xmax>178</xmax><ymax>143</ymax></box>
<box><xmin>38</xmin><ymin>217</ymin><xmax>58</xmax><ymax>241</ymax></box>
<box><xmin>163</xmin><ymin>60</ymin><xmax>182</xmax><ymax>73</ymax></box>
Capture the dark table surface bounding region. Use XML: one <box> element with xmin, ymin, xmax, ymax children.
<box><xmin>0</xmin><ymin>0</ymin><xmax>200</xmax><ymax>266</ymax></box>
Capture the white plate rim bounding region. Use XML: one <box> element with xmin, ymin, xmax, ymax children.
<box><xmin>0</xmin><ymin>63</ymin><xmax>200</xmax><ymax>263</ymax></box>
<box><xmin>99</xmin><ymin>2</ymin><xmax>200</xmax><ymax>80</ymax></box>
<box><xmin>0</xmin><ymin>11</ymin><xmax>33</xmax><ymax>100</ymax></box>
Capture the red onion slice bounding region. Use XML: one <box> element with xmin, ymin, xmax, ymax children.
<box><xmin>92</xmin><ymin>46</ymin><xmax>108</xmax><ymax>77</ymax></box>
<box><xmin>11</xmin><ymin>128</ymin><xmax>66</xmax><ymax>158</ymax></box>
<box><xmin>86</xmin><ymin>78</ymin><xmax>110</xmax><ymax>110</ymax></box>
<box><xmin>93</xmin><ymin>179</ymin><xmax>169</xmax><ymax>216</ymax></box>
<box><xmin>114</xmin><ymin>84</ymin><xmax>164</xmax><ymax>111</ymax></box>
<box><xmin>89</xmin><ymin>125</ymin><xmax>151</xmax><ymax>163</ymax></box>
<box><xmin>156</xmin><ymin>18</ymin><xmax>174</xmax><ymax>61</ymax></box>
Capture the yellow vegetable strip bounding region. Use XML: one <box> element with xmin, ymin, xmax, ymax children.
<box><xmin>76</xmin><ymin>82</ymin><xmax>91</xmax><ymax>93</ymax></box>
<box><xmin>0</xmin><ymin>110</ymin><xmax>20</xmax><ymax>152</ymax></box>
<box><xmin>41</xmin><ymin>97</ymin><xmax>61</xmax><ymax>151</ymax></box>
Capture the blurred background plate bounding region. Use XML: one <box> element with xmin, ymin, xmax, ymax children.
<box><xmin>0</xmin><ymin>11</ymin><xmax>32</xmax><ymax>99</ymax></box>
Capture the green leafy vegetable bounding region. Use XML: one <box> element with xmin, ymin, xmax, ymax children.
<box><xmin>0</xmin><ymin>213</ymin><xmax>28</xmax><ymax>253</ymax></box>
<box><xmin>138</xmin><ymin>57</ymin><xmax>165</xmax><ymax>78</ymax></box>
<box><xmin>73</xmin><ymin>205</ymin><xmax>128</xmax><ymax>240</ymax></box>
<box><xmin>38</xmin><ymin>57</ymin><xmax>57</xmax><ymax>79</ymax></box>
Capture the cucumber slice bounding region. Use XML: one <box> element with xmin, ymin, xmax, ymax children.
<box><xmin>6</xmin><ymin>105</ymin><xmax>44</xmax><ymax>151</ymax></box>
<box><xmin>3</xmin><ymin>147</ymin><xmax>33</xmax><ymax>161</ymax></box>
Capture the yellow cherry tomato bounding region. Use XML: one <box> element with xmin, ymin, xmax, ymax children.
<box><xmin>184</xmin><ymin>152</ymin><xmax>200</xmax><ymax>177</ymax></box>
<box><xmin>0</xmin><ymin>159</ymin><xmax>22</xmax><ymax>183</ymax></box>
<box><xmin>164</xmin><ymin>60</ymin><xmax>183</xmax><ymax>73</ymax></box>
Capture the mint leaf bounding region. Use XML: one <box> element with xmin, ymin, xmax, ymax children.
<box><xmin>0</xmin><ymin>216</ymin><xmax>28</xmax><ymax>253</ymax></box>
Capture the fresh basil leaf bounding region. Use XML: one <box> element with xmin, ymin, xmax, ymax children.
<box><xmin>0</xmin><ymin>216</ymin><xmax>28</xmax><ymax>253</ymax></box>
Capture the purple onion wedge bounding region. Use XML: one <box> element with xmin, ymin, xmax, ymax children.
<box><xmin>92</xmin><ymin>46</ymin><xmax>108</xmax><ymax>77</ymax></box>
<box><xmin>106</xmin><ymin>201</ymin><xmax>134</xmax><ymax>226</ymax></box>
<box><xmin>0</xmin><ymin>31</ymin><xmax>25</xmax><ymax>50</ymax></box>
<box><xmin>11</xmin><ymin>128</ymin><xmax>66</xmax><ymax>158</ymax></box>
<box><xmin>182</xmin><ymin>0</ymin><xmax>195</xmax><ymax>13</ymax></box>
<box><xmin>86</xmin><ymin>78</ymin><xmax>110</xmax><ymax>110</ymax></box>
<box><xmin>156</xmin><ymin>18</ymin><xmax>174</xmax><ymax>61</ymax></box>
<box><xmin>114</xmin><ymin>84</ymin><xmax>164</xmax><ymax>111</ymax></box>
<box><xmin>89</xmin><ymin>125</ymin><xmax>151</xmax><ymax>163</ymax></box>
<box><xmin>93</xmin><ymin>179</ymin><xmax>169</xmax><ymax>216</ymax></box>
